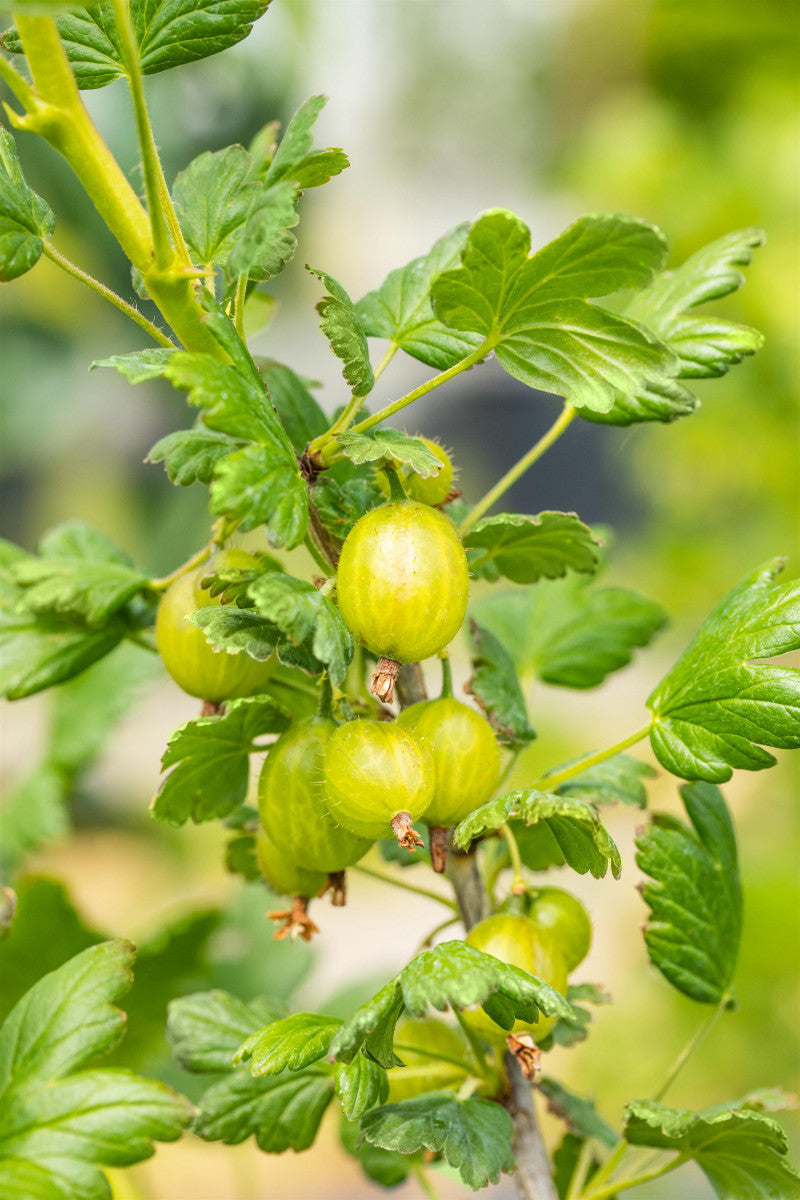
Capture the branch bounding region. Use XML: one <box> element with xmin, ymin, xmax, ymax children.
<box><xmin>504</xmin><ymin>1051</ymin><xmax>559</xmax><ymax>1200</ymax></box>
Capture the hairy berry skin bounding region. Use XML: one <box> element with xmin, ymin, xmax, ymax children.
<box><xmin>258</xmin><ymin>717</ymin><xmax>372</xmax><ymax>873</ymax></box>
<box><xmin>335</xmin><ymin>501</ymin><xmax>469</xmax><ymax>663</ymax></box>
<box><xmin>156</xmin><ymin>549</ymin><xmax>275</xmax><ymax>702</ymax></box>
<box><xmin>376</xmin><ymin>440</ymin><xmax>454</xmax><ymax>507</ymax></box>
<box><xmin>527</xmin><ymin>887</ymin><xmax>592</xmax><ymax>972</ymax></box>
<box><xmin>464</xmin><ymin>913</ymin><xmax>568</xmax><ymax>1043</ymax></box>
<box><xmin>397</xmin><ymin>697</ymin><xmax>500</xmax><ymax>827</ymax></box>
<box><xmin>255</xmin><ymin>830</ymin><xmax>326</xmax><ymax>899</ymax></box>
<box><xmin>323</xmin><ymin>719</ymin><xmax>435</xmax><ymax>839</ymax></box>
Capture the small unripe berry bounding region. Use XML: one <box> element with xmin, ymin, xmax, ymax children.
<box><xmin>375</xmin><ymin>440</ymin><xmax>454</xmax><ymax>507</ymax></box>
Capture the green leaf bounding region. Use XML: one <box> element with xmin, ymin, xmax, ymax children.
<box><xmin>92</xmin><ymin>348</ymin><xmax>175</xmax><ymax>382</ymax></box>
<box><xmin>163</xmin><ymin>350</ymin><xmax>284</xmax><ymax>443</ymax></box>
<box><xmin>646</xmin><ymin>559</ymin><xmax>800</xmax><ymax>782</ymax></box>
<box><xmin>0</xmin><ymin>576</ymin><xmax>125</xmax><ymax>700</ymax></box>
<box><xmin>467</xmin><ymin>619</ymin><xmax>536</xmax><ymax>745</ymax></box>
<box><xmin>191</xmin><ymin>605</ymin><xmax>280</xmax><ymax>661</ymax></box>
<box><xmin>5</xmin><ymin>0</ymin><xmax>272</xmax><ymax>90</ymax></box>
<box><xmin>210</xmin><ymin>442</ymin><xmax>309</xmax><ymax>548</ymax></box>
<box><xmin>623</xmin><ymin>1100</ymin><xmax>800</xmax><ymax>1200</ymax></box>
<box><xmin>475</xmin><ymin>573</ymin><xmax>667</xmax><ymax>688</ymax></box>
<box><xmin>308</xmin><ymin>268</ymin><xmax>375</xmax><ymax>396</ymax></box>
<box><xmin>337</xmin><ymin>429</ymin><xmax>444</xmax><ymax>477</ymax></box>
<box><xmin>146</xmin><ymin>427</ymin><xmax>243</xmax><ymax>486</ymax></box>
<box><xmin>537</xmin><ymin>1077</ymin><xmax>616</xmax><ymax>1148</ymax></box>
<box><xmin>0</xmin><ymin>128</ymin><xmax>55</xmax><ymax>281</ymax></box>
<box><xmin>431</xmin><ymin>210</ymin><xmax>675</xmax><ymax>413</ymax></box>
<box><xmin>454</xmin><ymin>790</ymin><xmax>622</xmax><ymax>879</ymax></box>
<box><xmin>0</xmin><ymin>767</ymin><xmax>68</xmax><ymax>871</ymax></box>
<box><xmin>167</xmin><ymin>989</ymin><xmax>284</xmax><ymax>1074</ymax></box>
<box><xmin>153</xmin><ymin>696</ymin><xmax>289</xmax><ymax>826</ymax></box>
<box><xmin>329</xmin><ymin>941</ymin><xmax>576</xmax><ymax>1068</ymax></box>
<box><xmin>356</xmin><ymin>224</ymin><xmax>484</xmax><ymax>369</ymax></box>
<box><xmin>335</xmin><ymin>1054</ymin><xmax>389</xmax><ymax>1121</ymax></box>
<box><xmin>167</xmin><ymin>989</ymin><xmax>332</xmax><ymax>1152</ymax></box>
<box><xmin>555</xmin><ymin>754</ymin><xmax>655</xmax><ymax>809</ymax></box>
<box><xmin>173</xmin><ymin>144</ymin><xmax>253</xmax><ymax>266</ymax></box>
<box><xmin>312</xmin><ymin>476</ymin><xmax>383</xmax><ymax>540</ymax></box>
<box><xmin>226</xmin><ymin>180</ymin><xmax>299</xmax><ymax>281</ymax></box>
<box><xmin>466</xmin><ymin>512</ymin><xmax>599</xmax><ymax>584</ymax></box>
<box><xmin>0</xmin><ymin>878</ymin><xmax>101</xmax><ymax>1024</ymax></box>
<box><xmin>586</xmin><ymin>228</ymin><xmax>765</xmax><ymax>426</ymax></box>
<box><xmin>635</xmin><ymin>782</ymin><xmax>742</xmax><ymax>1004</ymax></box>
<box><xmin>193</xmin><ymin>1064</ymin><xmax>334</xmax><ymax>1152</ymax></box>
<box><xmin>2</xmin><ymin>0</ymin><xmax>91</xmax><ymax>12</ymax></box>
<box><xmin>0</xmin><ymin>942</ymin><xmax>191</xmax><ymax>1200</ymax></box>
<box><xmin>360</xmin><ymin>1091</ymin><xmax>515</xmax><ymax>1190</ymax></box>
<box><xmin>258</xmin><ymin>361</ymin><xmax>328</xmax><ymax>453</ymax></box>
<box><xmin>553</xmin><ymin>1133</ymin><xmax>601</xmax><ymax>1200</ymax></box>
<box><xmin>225</xmin><ymin>832</ymin><xmax>261</xmax><ymax>881</ymax></box>
<box><xmin>236</xmin><ymin>1013</ymin><xmax>342</xmax><ymax>1075</ymax></box>
<box><xmin>248</xmin><ymin>572</ymin><xmax>353</xmax><ymax>687</ymax></box>
<box><xmin>264</xmin><ymin>95</ymin><xmax>348</xmax><ymax>190</ymax></box>
<box><xmin>10</xmin><ymin>552</ymin><xmax>148</xmax><ymax>626</ymax></box>
<box><xmin>340</xmin><ymin>1114</ymin><xmax>411</xmax><ymax>1187</ymax></box>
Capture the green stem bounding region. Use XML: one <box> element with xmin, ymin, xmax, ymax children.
<box><xmin>500</xmin><ymin>822</ymin><xmax>526</xmax><ymax>893</ymax></box>
<box><xmin>42</xmin><ymin>243</ymin><xmax>176</xmax><ymax>348</ymax></box>
<box><xmin>652</xmin><ymin>994</ymin><xmax>729</xmax><ymax>1103</ymax></box>
<box><xmin>233</xmin><ymin>274</ymin><xmax>248</xmax><ymax>340</ymax></box>
<box><xmin>0</xmin><ymin>50</ymin><xmax>35</xmax><ymax>107</ymax></box>
<box><xmin>126</xmin><ymin>629</ymin><xmax>158</xmax><ymax>653</ymax></box>
<box><xmin>352</xmin><ymin>863</ymin><xmax>457</xmax><ymax>912</ymax></box>
<box><xmin>149</xmin><ymin>542</ymin><xmax>213</xmax><ymax>591</ymax></box>
<box><xmin>316</xmin><ymin>341</ymin><xmax>488</xmax><ymax>464</ymax></box>
<box><xmin>566</xmin><ymin>1138</ymin><xmax>595</xmax><ymax>1200</ymax></box>
<box><xmin>531</xmin><ymin>725</ymin><xmax>652</xmax><ymax>793</ymax></box>
<box><xmin>581</xmin><ymin>1157</ymin><xmax>684</xmax><ymax>1200</ymax></box>
<box><xmin>110</xmin><ymin>0</ymin><xmax>173</xmax><ymax>265</ymax></box>
<box><xmin>412</xmin><ymin>1163</ymin><xmax>444</xmax><ymax>1200</ymax></box>
<box><xmin>382</xmin><ymin>465</ymin><xmax>408</xmax><ymax>503</ymax></box>
<box><xmin>439</xmin><ymin>653</ymin><xmax>453</xmax><ymax>698</ymax></box>
<box><xmin>321</xmin><ymin>342</ymin><xmax>400</xmax><ymax>445</ymax></box>
<box><xmin>10</xmin><ymin>15</ymin><xmax>223</xmax><ymax>356</ymax></box>
<box><xmin>459</xmin><ymin>402</ymin><xmax>576</xmax><ymax>534</ymax></box>
<box><xmin>12</xmin><ymin>15</ymin><xmax>153</xmax><ymax>268</ymax></box>
<box><xmin>304</xmin><ymin>533</ymin><xmax>332</xmax><ymax>575</ymax></box>
<box><xmin>453</xmin><ymin>1005</ymin><xmax>492</xmax><ymax>1078</ymax></box>
<box><xmin>317</xmin><ymin>675</ymin><xmax>335</xmax><ymax>720</ymax></box>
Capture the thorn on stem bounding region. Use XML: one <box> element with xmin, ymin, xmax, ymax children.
<box><xmin>507</xmin><ymin>1032</ymin><xmax>541</xmax><ymax>1081</ymax></box>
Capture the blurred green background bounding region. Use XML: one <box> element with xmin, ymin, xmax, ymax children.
<box><xmin>1</xmin><ymin>1</ymin><xmax>798</xmax><ymax>1197</ymax></box>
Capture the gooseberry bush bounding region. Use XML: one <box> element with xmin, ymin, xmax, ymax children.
<box><xmin>1</xmin><ymin>3</ymin><xmax>799</xmax><ymax>1199</ymax></box>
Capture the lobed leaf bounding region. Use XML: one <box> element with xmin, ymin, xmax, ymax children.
<box><xmin>635</xmin><ymin>782</ymin><xmax>742</xmax><ymax>1004</ymax></box>
<box><xmin>537</xmin><ymin>1077</ymin><xmax>616</xmax><ymax>1148</ymax></box>
<box><xmin>167</xmin><ymin>989</ymin><xmax>284</xmax><ymax>1074</ymax></box>
<box><xmin>356</xmin><ymin>224</ymin><xmax>484</xmax><ymax>369</ymax></box>
<box><xmin>329</xmin><ymin>941</ymin><xmax>576</xmax><ymax>1068</ymax></box>
<box><xmin>476</xmin><ymin>572</ymin><xmax>667</xmax><ymax>689</ymax></box>
<box><xmin>0</xmin><ymin>942</ymin><xmax>191</xmax><ymax>1200</ymax></box>
<box><xmin>647</xmin><ymin>559</ymin><xmax>800</xmax><ymax>782</ymax></box>
<box><xmin>586</xmin><ymin>227</ymin><xmax>765</xmax><ymax>426</ymax></box>
<box><xmin>311</xmin><ymin>476</ymin><xmax>383</xmax><ymax>540</ymax></box>
<box><xmin>555</xmin><ymin>754</ymin><xmax>655</xmax><ymax>809</ymax></box>
<box><xmin>360</xmin><ymin>1091</ymin><xmax>515</xmax><ymax>1190</ymax></box>
<box><xmin>623</xmin><ymin>1099</ymin><xmax>800</xmax><ymax>1199</ymax></box>
<box><xmin>467</xmin><ymin>619</ymin><xmax>536</xmax><ymax>745</ymax></box>
<box><xmin>0</xmin><ymin>128</ymin><xmax>55</xmax><ymax>281</ymax></box>
<box><xmin>152</xmin><ymin>696</ymin><xmax>289</xmax><ymax>826</ymax></box>
<box><xmin>335</xmin><ymin>1055</ymin><xmax>389</xmax><ymax>1121</ymax></box>
<box><xmin>237</xmin><ymin>1013</ymin><xmax>342</xmax><ymax>1076</ymax></box>
<box><xmin>431</xmin><ymin>210</ymin><xmax>675</xmax><ymax>413</ymax></box>
<box><xmin>210</xmin><ymin>442</ymin><xmax>309</xmax><ymax>548</ymax></box>
<box><xmin>146</xmin><ymin>427</ymin><xmax>243</xmax><ymax>486</ymax></box>
<box><xmin>263</xmin><ymin>95</ymin><xmax>348</xmax><ymax>190</ymax></box>
<box><xmin>454</xmin><ymin>790</ymin><xmax>621</xmax><ymax>879</ymax></box>
<box><xmin>337</xmin><ymin>429</ymin><xmax>444</xmax><ymax>476</ymax></box>
<box><xmin>4</xmin><ymin>0</ymin><xmax>272</xmax><ymax>90</ymax></box>
<box><xmin>466</xmin><ymin>512</ymin><xmax>599</xmax><ymax>584</ymax></box>
<box><xmin>258</xmin><ymin>360</ymin><xmax>328</xmax><ymax>453</ymax></box>
<box><xmin>308</xmin><ymin>267</ymin><xmax>374</xmax><ymax>396</ymax></box>
<box><xmin>192</xmin><ymin>1065</ymin><xmax>334</xmax><ymax>1152</ymax></box>
<box><xmin>248</xmin><ymin>572</ymin><xmax>353</xmax><ymax>686</ymax></box>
